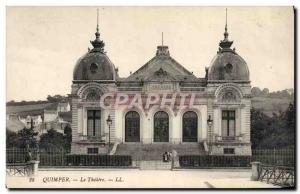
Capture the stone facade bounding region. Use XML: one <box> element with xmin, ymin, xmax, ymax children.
<box><xmin>70</xmin><ymin>19</ymin><xmax>252</xmax><ymax>156</ymax></box>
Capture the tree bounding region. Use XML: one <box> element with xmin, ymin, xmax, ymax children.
<box><xmin>17</xmin><ymin>127</ymin><xmax>39</xmax><ymax>148</ymax></box>
<box><xmin>251</xmin><ymin>87</ymin><xmax>262</xmax><ymax>97</ymax></box>
<box><xmin>251</xmin><ymin>103</ymin><xmax>295</xmax><ymax>149</ymax></box>
<box><xmin>39</xmin><ymin>129</ymin><xmax>65</xmax><ymax>151</ymax></box>
<box><xmin>251</xmin><ymin>108</ymin><xmax>272</xmax><ymax>148</ymax></box>
<box><xmin>6</xmin><ymin>129</ymin><xmax>19</xmax><ymax>148</ymax></box>
<box><xmin>261</xmin><ymin>88</ymin><xmax>269</xmax><ymax>96</ymax></box>
<box><xmin>64</xmin><ymin>125</ymin><xmax>72</xmax><ymax>153</ymax></box>
<box><xmin>47</xmin><ymin>95</ymin><xmax>66</xmax><ymax>102</ymax></box>
<box><xmin>282</xmin><ymin>103</ymin><xmax>295</xmax><ymax>147</ymax></box>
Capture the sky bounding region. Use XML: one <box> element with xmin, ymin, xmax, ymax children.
<box><xmin>6</xmin><ymin>6</ymin><xmax>294</xmax><ymax>101</ymax></box>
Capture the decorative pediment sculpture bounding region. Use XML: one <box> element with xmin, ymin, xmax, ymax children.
<box><xmin>147</xmin><ymin>67</ymin><xmax>177</xmax><ymax>82</ymax></box>
<box><xmin>85</xmin><ymin>88</ymin><xmax>101</xmax><ymax>101</ymax></box>
<box><xmin>77</xmin><ymin>82</ymin><xmax>108</xmax><ymax>101</ymax></box>
<box><xmin>215</xmin><ymin>83</ymin><xmax>242</xmax><ymax>103</ymax></box>
<box><xmin>155</xmin><ymin>67</ymin><xmax>168</xmax><ymax>77</ymax></box>
<box><xmin>220</xmin><ymin>90</ymin><xmax>238</xmax><ymax>102</ymax></box>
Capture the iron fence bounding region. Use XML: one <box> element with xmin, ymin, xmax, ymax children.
<box><xmin>6</xmin><ymin>147</ymin><xmax>295</xmax><ymax>169</ymax></box>
<box><xmin>65</xmin><ymin>155</ymin><xmax>131</xmax><ymax>166</ymax></box>
<box><xmin>178</xmin><ymin>148</ymin><xmax>295</xmax><ymax>168</ymax></box>
<box><xmin>6</xmin><ymin>148</ymin><xmax>131</xmax><ymax>167</ymax></box>
<box><xmin>179</xmin><ymin>155</ymin><xmax>251</xmax><ymax>168</ymax></box>
<box><xmin>252</xmin><ymin>148</ymin><xmax>295</xmax><ymax>167</ymax></box>
<box><xmin>6</xmin><ymin>148</ymin><xmax>39</xmax><ymax>163</ymax></box>
<box><xmin>6</xmin><ymin>163</ymin><xmax>31</xmax><ymax>176</ymax></box>
<box><xmin>258</xmin><ymin>164</ymin><xmax>294</xmax><ymax>187</ymax></box>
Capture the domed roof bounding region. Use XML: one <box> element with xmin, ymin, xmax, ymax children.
<box><xmin>73</xmin><ymin>25</ymin><xmax>115</xmax><ymax>81</ymax></box>
<box><xmin>208</xmin><ymin>23</ymin><xmax>249</xmax><ymax>81</ymax></box>
<box><xmin>73</xmin><ymin>52</ymin><xmax>115</xmax><ymax>80</ymax></box>
<box><xmin>208</xmin><ymin>51</ymin><xmax>249</xmax><ymax>81</ymax></box>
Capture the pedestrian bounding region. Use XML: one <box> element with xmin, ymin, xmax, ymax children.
<box><xmin>168</xmin><ymin>152</ymin><xmax>172</xmax><ymax>162</ymax></box>
<box><xmin>163</xmin><ymin>152</ymin><xmax>168</xmax><ymax>162</ymax></box>
<box><xmin>171</xmin><ymin>149</ymin><xmax>177</xmax><ymax>169</ymax></box>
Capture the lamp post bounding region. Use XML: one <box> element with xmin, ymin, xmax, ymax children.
<box><xmin>106</xmin><ymin>115</ymin><xmax>112</xmax><ymax>150</ymax></box>
<box><xmin>207</xmin><ymin>115</ymin><xmax>213</xmax><ymax>154</ymax></box>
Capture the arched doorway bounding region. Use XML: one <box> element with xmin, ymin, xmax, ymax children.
<box><xmin>154</xmin><ymin>111</ymin><xmax>169</xmax><ymax>142</ymax></box>
<box><xmin>182</xmin><ymin>111</ymin><xmax>198</xmax><ymax>142</ymax></box>
<box><xmin>125</xmin><ymin>111</ymin><xmax>140</xmax><ymax>142</ymax></box>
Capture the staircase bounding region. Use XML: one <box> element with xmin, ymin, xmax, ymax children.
<box><xmin>115</xmin><ymin>143</ymin><xmax>206</xmax><ymax>169</ymax></box>
<box><xmin>138</xmin><ymin>160</ymin><xmax>172</xmax><ymax>170</ymax></box>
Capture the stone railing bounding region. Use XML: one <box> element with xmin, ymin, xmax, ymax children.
<box><xmin>214</xmin><ymin>134</ymin><xmax>244</xmax><ymax>142</ymax></box>
<box><xmin>79</xmin><ymin>135</ymin><xmax>106</xmax><ymax>142</ymax></box>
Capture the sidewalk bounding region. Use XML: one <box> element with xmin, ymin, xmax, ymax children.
<box><xmin>6</xmin><ymin>168</ymin><xmax>280</xmax><ymax>189</ymax></box>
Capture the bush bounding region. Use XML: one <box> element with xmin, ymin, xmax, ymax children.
<box><xmin>65</xmin><ymin>155</ymin><xmax>132</xmax><ymax>166</ymax></box>
<box><xmin>179</xmin><ymin>155</ymin><xmax>251</xmax><ymax>168</ymax></box>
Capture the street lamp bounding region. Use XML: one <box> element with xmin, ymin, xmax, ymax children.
<box><xmin>106</xmin><ymin>115</ymin><xmax>112</xmax><ymax>149</ymax></box>
<box><xmin>207</xmin><ymin>115</ymin><xmax>213</xmax><ymax>154</ymax></box>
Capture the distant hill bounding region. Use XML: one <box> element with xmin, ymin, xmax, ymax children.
<box><xmin>6</xmin><ymin>95</ymin><xmax>70</xmax><ymax>117</ymax></box>
<box><xmin>251</xmin><ymin>87</ymin><xmax>294</xmax><ymax>116</ymax></box>
<box><xmin>251</xmin><ymin>96</ymin><xmax>293</xmax><ymax>117</ymax></box>
<box><xmin>6</xmin><ymin>102</ymin><xmax>57</xmax><ymax>117</ymax></box>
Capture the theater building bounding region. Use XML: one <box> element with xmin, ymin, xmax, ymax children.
<box><xmin>70</xmin><ymin>18</ymin><xmax>251</xmax><ymax>157</ymax></box>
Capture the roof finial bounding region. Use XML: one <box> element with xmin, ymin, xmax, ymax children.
<box><xmin>156</xmin><ymin>32</ymin><xmax>169</xmax><ymax>56</ymax></box>
<box><xmin>224</xmin><ymin>8</ymin><xmax>229</xmax><ymax>40</ymax></box>
<box><xmin>97</xmin><ymin>8</ymin><xmax>99</xmax><ymax>33</ymax></box>
<box><xmin>226</xmin><ymin>8</ymin><xmax>227</xmax><ymax>29</ymax></box>
<box><xmin>90</xmin><ymin>8</ymin><xmax>105</xmax><ymax>52</ymax></box>
<box><xmin>219</xmin><ymin>8</ymin><xmax>233</xmax><ymax>51</ymax></box>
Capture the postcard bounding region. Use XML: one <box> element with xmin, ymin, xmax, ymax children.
<box><xmin>5</xmin><ymin>6</ymin><xmax>295</xmax><ymax>189</ymax></box>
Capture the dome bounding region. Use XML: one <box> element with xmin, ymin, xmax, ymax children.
<box><xmin>73</xmin><ymin>52</ymin><xmax>115</xmax><ymax>80</ymax></box>
<box><xmin>207</xmin><ymin>23</ymin><xmax>249</xmax><ymax>81</ymax></box>
<box><xmin>73</xmin><ymin>25</ymin><xmax>115</xmax><ymax>81</ymax></box>
<box><xmin>208</xmin><ymin>51</ymin><xmax>249</xmax><ymax>81</ymax></box>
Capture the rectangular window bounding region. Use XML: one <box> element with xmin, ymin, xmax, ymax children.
<box><xmin>222</xmin><ymin>110</ymin><xmax>235</xmax><ymax>137</ymax></box>
<box><xmin>87</xmin><ymin>147</ymin><xmax>99</xmax><ymax>154</ymax></box>
<box><xmin>224</xmin><ymin>148</ymin><xmax>235</xmax><ymax>154</ymax></box>
<box><xmin>87</xmin><ymin>110</ymin><xmax>101</xmax><ymax>137</ymax></box>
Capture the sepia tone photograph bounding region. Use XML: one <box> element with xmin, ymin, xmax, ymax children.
<box><xmin>5</xmin><ymin>6</ymin><xmax>295</xmax><ymax>189</ymax></box>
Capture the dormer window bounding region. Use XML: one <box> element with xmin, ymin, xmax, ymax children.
<box><xmin>225</xmin><ymin>63</ymin><xmax>233</xmax><ymax>73</ymax></box>
<box><xmin>90</xmin><ymin>63</ymin><xmax>98</xmax><ymax>74</ymax></box>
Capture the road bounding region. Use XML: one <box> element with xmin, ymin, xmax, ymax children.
<box><xmin>6</xmin><ymin>168</ymin><xmax>280</xmax><ymax>189</ymax></box>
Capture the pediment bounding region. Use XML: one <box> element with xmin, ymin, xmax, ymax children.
<box><xmin>125</xmin><ymin>55</ymin><xmax>196</xmax><ymax>82</ymax></box>
<box><xmin>144</xmin><ymin>67</ymin><xmax>177</xmax><ymax>82</ymax></box>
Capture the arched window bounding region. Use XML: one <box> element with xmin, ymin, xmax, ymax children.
<box><xmin>125</xmin><ymin>111</ymin><xmax>140</xmax><ymax>142</ymax></box>
<box><xmin>154</xmin><ymin>111</ymin><xmax>169</xmax><ymax>142</ymax></box>
<box><xmin>182</xmin><ymin>111</ymin><xmax>198</xmax><ymax>142</ymax></box>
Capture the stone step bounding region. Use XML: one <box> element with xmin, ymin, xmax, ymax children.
<box><xmin>138</xmin><ymin>160</ymin><xmax>172</xmax><ymax>170</ymax></box>
<box><xmin>115</xmin><ymin>143</ymin><xmax>206</xmax><ymax>161</ymax></box>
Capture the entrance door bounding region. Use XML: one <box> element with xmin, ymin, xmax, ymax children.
<box><xmin>125</xmin><ymin>111</ymin><xmax>140</xmax><ymax>142</ymax></box>
<box><xmin>154</xmin><ymin>111</ymin><xmax>169</xmax><ymax>142</ymax></box>
<box><xmin>182</xmin><ymin>111</ymin><xmax>198</xmax><ymax>142</ymax></box>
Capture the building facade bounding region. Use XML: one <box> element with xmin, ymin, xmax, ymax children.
<box><xmin>57</xmin><ymin>102</ymin><xmax>71</xmax><ymax>112</ymax></box>
<box><xmin>20</xmin><ymin>115</ymin><xmax>43</xmax><ymax>128</ymax></box>
<box><xmin>70</xmin><ymin>19</ymin><xmax>251</xmax><ymax>156</ymax></box>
